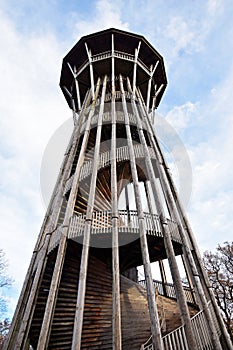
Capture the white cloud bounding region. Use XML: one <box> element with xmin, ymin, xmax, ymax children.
<box><xmin>0</xmin><ymin>9</ymin><xmax>70</xmax><ymax>311</ymax></box>
<box><xmin>178</xmin><ymin>63</ymin><xmax>233</xmax><ymax>251</ymax></box>
<box><xmin>73</xmin><ymin>0</ymin><xmax>129</xmax><ymax>37</ymax></box>
<box><xmin>166</xmin><ymin>101</ymin><xmax>198</xmax><ymax>132</ymax></box>
<box><xmin>165</xmin><ymin>17</ymin><xmax>203</xmax><ymax>55</ymax></box>
<box><xmin>207</xmin><ymin>0</ymin><xmax>223</xmax><ymax>15</ymax></box>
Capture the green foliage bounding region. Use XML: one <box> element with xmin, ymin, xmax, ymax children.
<box><xmin>203</xmin><ymin>241</ymin><xmax>233</xmax><ymax>342</ymax></box>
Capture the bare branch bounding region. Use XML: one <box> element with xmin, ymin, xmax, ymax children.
<box><xmin>203</xmin><ymin>241</ymin><xmax>233</xmax><ymax>342</ymax></box>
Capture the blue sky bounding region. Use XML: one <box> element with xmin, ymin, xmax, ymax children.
<box><xmin>1</xmin><ymin>0</ymin><xmax>233</xmax><ymax>318</ymax></box>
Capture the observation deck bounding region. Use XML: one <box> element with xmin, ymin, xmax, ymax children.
<box><xmin>60</xmin><ymin>28</ymin><xmax>167</xmax><ymax>111</ymax></box>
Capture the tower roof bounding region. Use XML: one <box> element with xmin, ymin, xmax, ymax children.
<box><xmin>60</xmin><ymin>28</ymin><xmax>167</xmax><ymax>110</ymax></box>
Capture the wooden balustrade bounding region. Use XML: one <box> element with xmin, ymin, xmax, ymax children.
<box><xmin>141</xmin><ymin>301</ymin><xmax>221</xmax><ymax>350</ymax></box>
<box><xmin>48</xmin><ymin>226</ymin><xmax>62</xmax><ymax>253</ymax></box>
<box><xmin>138</xmin><ymin>280</ymin><xmax>196</xmax><ymax>305</ymax></box>
<box><xmin>63</xmin><ymin>144</ymin><xmax>156</xmax><ymax>195</ymax></box>
<box><xmin>80</xmin><ymin>109</ymin><xmax>146</xmax><ymax>133</ymax></box>
<box><xmin>67</xmin><ymin>210</ymin><xmax>182</xmax><ymax>244</ymax></box>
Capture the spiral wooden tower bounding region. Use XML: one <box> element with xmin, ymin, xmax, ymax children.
<box><xmin>5</xmin><ymin>28</ymin><xmax>232</xmax><ymax>350</ymax></box>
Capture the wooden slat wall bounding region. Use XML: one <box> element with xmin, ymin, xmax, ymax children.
<box><xmin>28</xmin><ymin>249</ymin><xmax>57</xmax><ymax>348</ymax></box>
<box><xmin>48</xmin><ymin>243</ymin><xmax>81</xmax><ymax>349</ymax></box>
<box><xmin>30</xmin><ymin>240</ymin><xmax>186</xmax><ymax>349</ymax></box>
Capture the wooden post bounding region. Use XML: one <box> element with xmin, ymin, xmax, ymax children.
<box><xmin>132</xmin><ymin>41</ymin><xmax>141</xmax><ymax>96</ymax></box>
<box><xmin>111</xmin><ymin>75</ymin><xmax>122</xmax><ymax>349</ymax></box>
<box><xmin>71</xmin><ymin>75</ymin><xmax>107</xmax><ymax>350</ymax></box>
<box><xmin>125</xmin><ymin>185</ymin><xmax>131</xmax><ymax>226</ymax></box>
<box><xmin>146</xmin><ymin>62</ymin><xmax>159</xmax><ymax>113</ymax></box>
<box><xmin>9</xmin><ymin>93</ymin><xmax>92</xmax><ymax>350</ymax></box>
<box><xmin>158</xmin><ymin>260</ymin><xmax>168</xmax><ymax>298</ymax></box>
<box><xmin>111</xmin><ymin>34</ymin><xmax>115</xmax><ymax>91</ymax></box>
<box><xmin>136</xmin><ymin>88</ymin><xmax>223</xmax><ymax>350</ymax></box>
<box><xmin>75</xmin><ymin>78</ymin><xmax>81</xmax><ymax>112</ymax></box>
<box><xmin>144</xmin><ymin>180</ymin><xmax>167</xmax><ymax>298</ymax></box>
<box><xmin>85</xmin><ymin>43</ymin><xmax>95</xmax><ymax>100</ymax></box>
<box><xmin>127</xmin><ymin>78</ymin><xmax>198</xmax><ymax>350</ymax></box>
<box><xmin>36</xmin><ymin>80</ymin><xmax>101</xmax><ymax>350</ymax></box>
<box><xmin>119</xmin><ymin>75</ymin><xmax>164</xmax><ymax>350</ymax></box>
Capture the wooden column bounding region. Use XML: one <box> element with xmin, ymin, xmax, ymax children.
<box><xmin>36</xmin><ymin>79</ymin><xmax>101</xmax><ymax>350</ymax></box>
<box><xmin>146</xmin><ymin>62</ymin><xmax>159</xmax><ymax>113</ymax></box>
<box><xmin>11</xmin><ymin>91</ymin><xmax>91</xmax><ymax>350</ymax></box>
<box><xmin>137</xmin><ymin>89</ymin><xmax>223</xmax><ymax>350</ymax></box>
<box><xmin>158</xmin><ymin>260</ymin><xmax>168</xmax><ymax>298</ymax></box>
<box><xmin>132</xmin><ymin>41</ymin><xmax>141</xmax><ymax>96</ymax></box>
<box><xmin>74</xmin><ymin>70</ymin><xmax>82</xmax><ymax>112</ymax></box>
<box><xmin>85</xmin><ymin>43</ymin><xmax>95</xmax><ymax>100</ymax></box>
<box><xmin>128</xmin><ymin>79</ymin><xmax>197</xmax><ymax>350</ymax></box>
<box><xmin>71</xmin><ymin>75</ymin><xmax>107</xmax><ymax>350</ymax></box>
<box><xmin>181</xmin><ymin>255</ymin><xmax>196</xmax><ymax>305</ymax></box>
<box><xmin>111</xmin><ymin>73</ymin><xmax>122</xmax><ymax>350</ymax></box>
<box><xmin>144</xmin><ymin>181</ymin><xmax>167</xmax><ymax>297</ymax></box>
<box><xmin>125</xmin><ymin>185</ymin><xmax>131</xmax><ymax>226</ymax></box>
<box><xmin>119</xmin><ymin>75</ymin><xmax>164</xmax><ymax>350</ymax></box>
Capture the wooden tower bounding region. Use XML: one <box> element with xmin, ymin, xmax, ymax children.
<box><xmin>5</xmin><ymin>28</ymin><xmax>232</xmax><ymax>350</ymax></box>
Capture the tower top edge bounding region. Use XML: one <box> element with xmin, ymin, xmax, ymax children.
<box><xmin>60</xmin><ymin>28</ymin><xmax>167</xmax><ymax>110</ymax></box>
<box><xmin>64</xmin><ymin>28</ymin><xmax>164</xmax><ymax>61</ymax></box>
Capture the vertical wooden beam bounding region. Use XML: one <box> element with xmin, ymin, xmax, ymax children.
<box><xmin>111</xmin><ymin>74</ymin><xmax>122</xmax><ymax>350</ymax></box>
<box><xmin>71</xmin><ymin>75</ymin><xmax>107</xmax><ymax>350</ymax></box>
<box><xmin>71</xmin><ymin>98</ymin><xmax>77</xmax><ymax>125</ymax></box>
<box><xmin>119</xmin><ymin>75</ymin><xmax>164</xmax><ymax>350</ymax></box>
<box><xmin>136</xmin><ymin>88</ymin><xmax>223</xmax><ymax>350</ymax></box>
<box><xmin>158</xmin><ymin>260</ymin><xmax>168</xmax><ymax>298</ymax></box>
<box><xmin>132</xmin><ymin>41</ymin><xmax>141</xmax><ymax>96</ymax></box>
<box><xmin>75</xmin><ymin>77</ymin><xmax>82</xmax><ymax>112</ymax></box>
<box><xmin>85</xmin><ymin>43</ymin><xmax>95</xmax><ymax>100</ymax></box>
<box><xmin>157</xmin><ymin>153</ymin><xmax>233</xmax><ymax>349</ymax></box>
<box><xmin>125</xmin><ymin>185</ymin><xmax>131</xmax><ymax>226</ymax></box>
<box><xmin>125</xmin><ymin>185</ymin><xmax>130</xmax><ymax>211</ymax></box>
<box><xmin>128</xmin><ymin>79</ymin><xmax>198</xmax><ymax>350</ymax></box>
<box><xmin>181</xmin><ymin>255</ymin><xmax>196</xmax><ymax>304</ymax></box>
<box><xmin>36</xmin><ymin>80</ymin><xmax>101</xmax><ymax>350</ymax></box>
<box><xmin>146</xmin><ymin>62</ymin><xmax>159</xmax><ymax>113</ymax></box>
<box><xmin>10</xmin><ymin>92</ymin><xmax>91</xmax><ymax>349</ymax></box>
<box><xmin>111</xmin><ymin>34</ymin><xmax>115</xmax><ymax>93</ymax></box>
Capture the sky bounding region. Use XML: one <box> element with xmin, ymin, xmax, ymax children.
<box><xmin>1</xmin><ymin>0</ymin><xmax>233</xmax><ymax>319</ymax></box>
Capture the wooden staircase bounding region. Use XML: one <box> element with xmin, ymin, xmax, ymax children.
<box><xmin>28</xmin><ymin>240</ymin><xmax>198</xmax><ymax>349</ymax></box>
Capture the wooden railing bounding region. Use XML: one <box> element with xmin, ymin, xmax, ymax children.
<box><xmin>48</xmin><ymin>226</ymin><xmax>62</xmax><ymax>253</ymax></box>
<box><xmin>138</xmin><ymin>280</ymin><xmax>196</xmax><ymax>305</ymax></box>
<box><xmin>141</xmin><ymin>301</ymin><xmax>221</xmax><ymax>350</ymax></box>
<box><xmin>64</xmin><ymin>144</ymin><xmax>156</xmax><ymax>195</ymax></box>
<box><xmin>68</xmin><ymin>210</ymin><xmax>182</xmax><ymax>244</ymax></box>
<box><xmin>80</xmin><ymin>109</ymin><xmax>147</xmax><ymax>134</ymax></box>
<box><xmin>91</xmin><ymin>50</ymin><xmax>150</xmax><ymax>75</ymax></box>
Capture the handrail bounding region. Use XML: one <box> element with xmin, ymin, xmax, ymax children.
<box><xmin>141</xmin><ymin>301</ymin><xmax>221</xmax><ymax>350</ymax></box>
<box><xmin>68</xmin><ymin>210</ymin><xmax>182</xmax><ymax>244</ymax></box>
<box><xmin>48</xmin><ymin>226</ymin><xmax>62</xmax><ymax>253</ymax></box>
<box><xmin>138</xmin><ymin>279</ymin><xmax>196</xmax><ymax>305</ymax></box>
<box><xmin>80</xmin><ymin>108</ymin><xmax>147</xmax><ymax>134</ymax></box>
<box><xmin>64</xmin><ymin>144</ymin><xmax>156</xmax><ymax>194</ymax></box>
<box><xmin>91</xmin><ymin>50</ymin><xmax>150</xmax><ymax>76</ymax></box>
